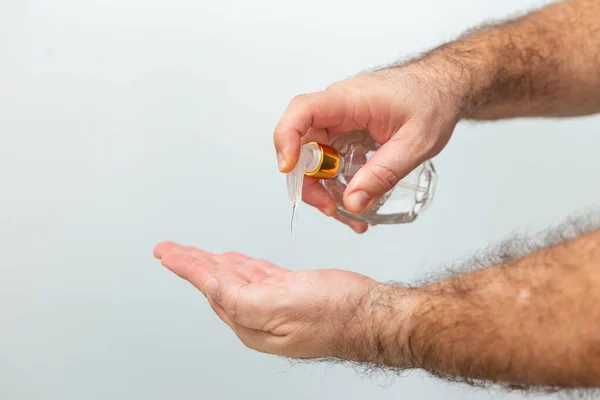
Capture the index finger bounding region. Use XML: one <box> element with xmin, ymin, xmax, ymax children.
<box><xmin>273</xmin><ymin>90</ymin><xmax>347</xmax><ymax>173</ymax></box>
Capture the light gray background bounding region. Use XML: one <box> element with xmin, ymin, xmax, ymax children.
<box><xmin>2</xmin><ymin>0</ymin><xmax>599</xmax><ymax>399</ymax></box>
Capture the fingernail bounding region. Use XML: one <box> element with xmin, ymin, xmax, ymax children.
<box><xmin>204</xmin><ymin>278</ymin><xmax>220</xmax><ymax>301</ymax></box>
<box><xmin>347</xmin><ymin>190</ymin><xmax>371</xmax><ymax>213</ymax></box>
<box><xmin>277</xmin><ymin>151</ymin><xmax>286</xmax><ymax>171</ymax></box>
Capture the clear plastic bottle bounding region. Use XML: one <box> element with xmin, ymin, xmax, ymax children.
<box><xmin>287</xmin><ymin>129</ymin><xmax>437</xmax><ymax>225</ymax></box>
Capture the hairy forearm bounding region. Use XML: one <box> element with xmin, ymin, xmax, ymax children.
<box><xmin>378</xmin><ymin>224</ymin><xmax>600</xmax><ymax>388</ymax></box>
<box><xmin>411</xmin><ymin>0</ymin><xmax>600</xmax><ymax>119</ymax></box>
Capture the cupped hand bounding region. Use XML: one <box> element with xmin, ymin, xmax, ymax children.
<box><xmin>154</xmin><ymin>241</ymin><xmax>389</xmax><ymax>362</ymax></box>
<box><xmin>273</xmin><ymin>65</ymin><xmax>461</xmax><ymax>231</ymax></box>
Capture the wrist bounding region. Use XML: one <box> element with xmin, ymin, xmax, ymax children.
<box><xmin>366</xmin><ymin>282</ymin><xmax>418</xmax><ymax>368</ymax></box>
<box><xmin>411</xmin><ymin>32</ymin><xmax>502</xmax><ymax>119</ymax></box>
<box><xmin>419</xmin><ymin>54</ymin><xmax>491</xmax><ymax>119</ymax></box>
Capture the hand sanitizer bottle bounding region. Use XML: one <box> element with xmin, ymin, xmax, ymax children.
<box><xmin>287</xmin><ymin>129</ymin><xmax>437</xmax><ymax>225</ymax></box>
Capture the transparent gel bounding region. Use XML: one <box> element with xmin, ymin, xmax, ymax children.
<box><xmin>286</xmin><ymin>144</ymin><xmax>322</xmax><ymax>239</ymax></box>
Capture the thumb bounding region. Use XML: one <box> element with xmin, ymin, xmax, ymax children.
<box><xmin>204</xmin><ymin>270</ymin><xmax>248</xmax><ymax>317</ymax></box>
<box><xmin>343</xmin><ymin>123</ymin><xmax>432</xmax><ymax>214</ymax></box>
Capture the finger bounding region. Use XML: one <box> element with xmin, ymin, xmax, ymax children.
<box><xmin>218</xmin><ymin>252</ymin><xmax>291</xmax><ymax>280</ymax></box>
<box><xmin>274</xmin><ymin>91</ymin><xmax>347</xmax><ymax>173</ymax></box>
<box><xmin>153</xmin><ymin>241</ymin><xmax>183</xmax><ymax>258</ymax></box>
<box><xmin>301</xmin><ymin>179</ymin><xmax>367</xmax><ymax>231</ymax></box>
<box><xmin>332</xmin><ymin>212</ymin><xmax>369</xmax><ymax>234</ymax></box>
<box><xmin>175</xmin><ymin>246</ymin><xmax>216</xmax><ymax>264</ymax></box>
<box><xmin>155</xmin><ymin>242</ymin><xmax>215</xmax><ymax>260</ymax></box>
<box><xmin>302</xmin><ymin>178</ymin><xmax>336</xmax><ymax>217</ymax></box>
<box><xmin>301</xmin><ymin>127</ymin><xmax>329</xmax><ymax>146</ymax></box>
<box><xmin>218</xmin><ymin>251</ymin><xmax>251</xmax><ymax>264</ymax></box>
<box><xmin>217</xmin><ymin>252</ymin><xmax>279</xmax><ymax>282</ymax></box>
<box><xmin>161</xmin><ymin>251</ymin><xmax>218</xmax><ymax>292</ymax></box>
<box><xmin>344</xmin><ymin>121</ymin><xmax>431</xmax><ymax>214</ymax></box>
<box><xmin>181</xmin><ymin>245</ymin><xmax>212</xmax><ymax>257</ymax></box>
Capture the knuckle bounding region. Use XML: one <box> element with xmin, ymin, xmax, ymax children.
<box><xmin>326</xmin><ymin>80</ymin><xmax>358</xmax><ymax>97</ymax></box>
<box><xmin>367</xmin><ymin>164</ymin><xmax>401</xmax><ymax>192</ymax></box>
<box><xmin>289</xmin><ymin>93</ymin><xmax>309</xmax><ymax>107</ymax></box>
<box><xmin>325</xmin><ymin>80</ymin><xmax>345</xmax><ymax>92</ymax></box>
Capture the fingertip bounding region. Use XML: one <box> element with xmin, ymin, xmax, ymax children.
<box><xmin>282</xmin><ymin>148</ymin><xmax>300</xmax><ymax>173</ymax></box>
<box><xmin>277</xmin><ymin>151</ymin><xmax>287</xmax><ymax>171</ymax></box>
<box><xmin>275</xmin><ymin>149</ymin><xmax>297</xmax><ymax>173</ymax></box>
<box><xmin>154</xmin><ymin>241</ymin><xmax>180</xmax><ymax>259</ymax></box>
<box><xmin>352</xmin><ymin>223</ymin><xmax>368</xmax><ymax>234</ymax></box>
<box><xmin>332</xmin><ymin>212</ymin><xmax>367</xmax><ymax>233</ymax></box>
<box><xmin>273</xmin><ymin>129</ymin><xmax>300</xmax><ymax>173</ymax></box>
<box><xmin>322</xmin><ymin>204</ymin><xmax>336</xmax><ymax>217</ymax></box>
<box><xmin>344</xmin><ymin>190</ymin><xmax>373</xmax><ymax>215</ymax></box>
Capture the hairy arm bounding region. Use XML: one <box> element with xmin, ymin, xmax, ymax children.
<box><xmin>152</xmin><ymin>220</ymin><xmax>600</xmax><ymax>390</ymax></box>
<box><xmin>375</xmin><ymin>223</ymin><xmax>600</xmax><ymax>389</ymax></box>
<box><xmin>409</xmin><ymin>0</ymin><xmax>600</xmax><ymax>119</ymax></box>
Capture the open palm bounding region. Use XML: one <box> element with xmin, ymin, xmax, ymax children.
<box><xmin>154</xmin><ymin>241</ymin><xmax>381</xmax><ymax>360</ymax></box>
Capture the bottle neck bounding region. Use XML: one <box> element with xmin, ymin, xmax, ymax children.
<box><xmin>303</xmin><ymin>142</ymin><xmax>342</xmax><ymax>179</ymax></box>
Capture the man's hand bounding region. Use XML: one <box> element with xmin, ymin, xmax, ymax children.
<box><xmin>153</xmin><ymin>241</ymin><xmax>411</xmax><ymax>363</ymax></box>
<box><xmin>273</xmin><ymin>0</ymin><xmax>600</xmax><ymax>232</ymax></box>
<box><xmin>153</xmin><ymin>221</ymin><xmax>600</xmax><ymax>389</ymax></box>
<box><xmin>273</xmin><ymin>66</ymin><xmax>461</xmax><ymax>231</ymax></box>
